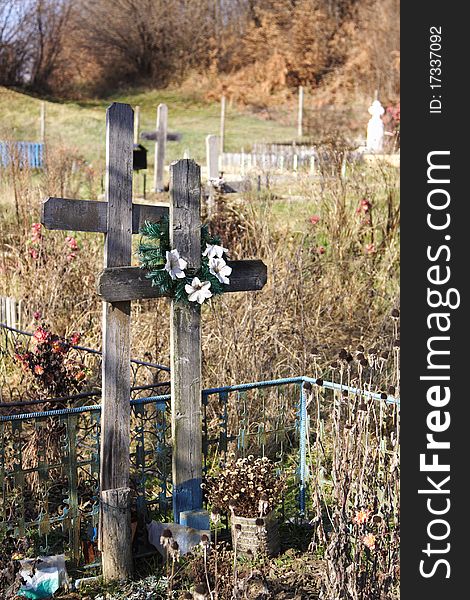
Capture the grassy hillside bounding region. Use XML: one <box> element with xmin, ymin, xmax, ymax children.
<box><xmin>0</xmin><ymin>84</ymin><xmax>399</xmax><ymax>363</ymax></box>
<box><xmin>0</xmin><ymin>86</ymin><xmax>296</xmax><ymax>168</ymax></box>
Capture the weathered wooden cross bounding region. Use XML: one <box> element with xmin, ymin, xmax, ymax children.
<box><xmin>41</xmin><ymin>103</ymin><xmax>267</xmax><ymax>581</ymax></box>
<box><xmin>154</xmin><ymin>103</ymin><xmax>168</xmax><ymax>192</ymax></box>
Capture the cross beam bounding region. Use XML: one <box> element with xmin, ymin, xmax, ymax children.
<box><xmin>96</xmin><ymin>261</ymin><xmax>267</xmax><ymax>302</ymax></box>
<box><xmin>42</xmin><ymin>196</ymin><xmax>168</xmax><ymax>233</ymax></box>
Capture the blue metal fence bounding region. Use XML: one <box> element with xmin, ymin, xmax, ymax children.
<box><xmin>0</xmin><ymin>374</ymin><xmax>399</xmax><ymax>565</ymax></box>
<box><xmin>0</xmin><ymin>141</ymin><xmax>45</xmax><ymax>169</ymax></box>
<box><xmin>0</xmin><ymin>322</ymin><xmax>170</xmax><ymax>406</ymax></box>
<box><xmin>201</xmin><ymin>376</ymin><xmax>399</xmax><ymax>518</ymax></box>
<box><xmin>0</xmin><ymin>394</ymin><xmax>172</xmax><ymax>564</ymax></box>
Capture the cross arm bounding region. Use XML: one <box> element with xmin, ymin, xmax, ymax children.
<box><xmin>203</xmin><ymin>180</ymin><xmax>248</xmax><ymax>196</ymax></box>
<box><xmin>41</xmin><ymin>197</ymin><xmax>169</xmax><ymax>233</ymax></box>
<box><xmin>96</xmin><ymin>260</ymin><xmax>267</xmax><ymax>302</ymax></box>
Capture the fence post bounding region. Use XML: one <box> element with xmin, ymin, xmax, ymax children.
<box><xmin>206</xmin><ymin>134</ymin><xmax>219</xmax><ymax>180</ymax></box>
<box><xmin>154</xmin><ymin>104</ymin><xmax>168</xmax><ymax>192</ymax></box>
<box><xmin>297</xmin><ymin>86</ymin><xmax>304</xmax><ymax>138</ymax></box>
<box><xmin>220</xmin><ymin>95</ymin><xmax>226</xmax><ymax>153</ymax></box>
<box><xmin>66</xmin><ymin>415</ymin><xmax>80</xmax><ymax>564</ymax></box>
<box><xmin>341</xmin><ymin>154</ymin><xmax>347</xmax><ymax>180</ymax></box>
<box><xmin>134</xmin><ymin>105</ymin><xmax>140</xmax><ymax>144</ymax></box>
<box><xmin>40</xmin><ymin>102</ymin><xmax>46</xmax><ymax>143</ymax></box>
<box><xmin>309</xmin><ymin>154</ymin><xmax>315</xmax><ymax>177</ymax></box>
<box><xmin>299</xmin><ymin>383</ymin><xmax>308</xmax><ymax>516</ymax></box>
<box><xmin>205</xmin><ymin>134</ymin><xmax>219</xmax><ymax>218</ymax></box>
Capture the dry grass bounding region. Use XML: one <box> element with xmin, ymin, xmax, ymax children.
<box><xmin>307</xmin><ymin>359</ymin><xmax>400</xmax><ymax>598</ymax></box>
<box><xmin>0</xmin><ymin>146</ymin><xmax>399</xmax><ymax>598</ymax></box>
<box><xmin>0</xmin><ymin>148</ymin><xmax>399</xmax><ymax>389</ymax></box>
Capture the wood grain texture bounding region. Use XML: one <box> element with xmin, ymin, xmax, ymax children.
<box><xmin>100</xmin><ymin>102</ymin><xmax>134</xmax><ymax>580</ymax></box>
<box><xmin>41</xmin><ymin>196</ymin><xmax>168</xmax><ymax>233</ymax></box>
<box><xmin>153</xmin><ymin>103</ymin><xmax>168</xmax><ymax>192</ymax></box>
<box><xmin>100</xmin><ymin>488</ymin><xmax>133</xmax><ymax>581</ymax></box>
<box><xmin>97</xmin><ymin>260</ymin><xmax>268</xmax><ymax>302</ymax></box>
<box><xmin>42</xmin><ymin>197</ymin><xmax>107</xmax><ymax>232</ymax></box>
<box><xmin>169</xmin><ymin>159</ymin><xmax>203</xmax><ymax>522</ymax></box>
<box><xmin>101</xmin><ymin>102</ymin><xmax>133</xmax><ymax>489</ymax></box>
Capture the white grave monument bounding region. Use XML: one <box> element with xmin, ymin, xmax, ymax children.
<box><xmin>366</xmin><ymin>99</ymin><xmax>385</xmax><ymax>153</ymax></box>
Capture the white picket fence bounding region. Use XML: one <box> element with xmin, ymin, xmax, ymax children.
<box><xmin>220</xmin><ymin>151</ymin><xmax>315</xmax><ymax>173</ymax></box>
<box><xmin>0</xmin><ymin>296</ymin><xmax>22</xmax><ymax>329</ymax></box>
<box><xmin>220</xmin><ymin>147</ymin><xmax>348</xmax><ymax>177</ymax></box>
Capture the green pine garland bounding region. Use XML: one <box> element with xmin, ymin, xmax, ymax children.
<box><xmin>138</xmin><ymin>218</ymin><xmax>228</xmax><ymax>304</ymax></box>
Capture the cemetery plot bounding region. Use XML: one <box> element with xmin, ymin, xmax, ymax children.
<box><xmin>40</xmin><ymin>102</ymin><xmax>268</xmax><ymax>580</ymax></box>
<box><xmin>0</xmin><ymin>89</ymin><xmax>400</xmax><ymax>598</ymax></box>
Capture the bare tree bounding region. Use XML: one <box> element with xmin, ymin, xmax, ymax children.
<box><xmin>1</xmin><ymin>0</ymin><xmax>73</xmax><ymax>90</ymax></box>
<box><xmin>72</xmin><ymin>0</ymin><xmax>229</xmax><ymax>89</ymax></box>
<box><xmin>1</xmin><ymin>0</ymin><xmax>399</xmax><ymax>102</ymax></box>
<box><xmin>0</xmin><ymin>0</ymin><xmax>31</xmax><ymax>85</ymax></box>
<box><xmin>28</xmin><ymin>0</ymin><xmax>73</xmax><ymax>91</ymax></box>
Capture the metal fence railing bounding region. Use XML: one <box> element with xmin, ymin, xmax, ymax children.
<box><xmin>0</xmin><ymin>323</ymin><xmax>172</xmax><ymax>564</ymax></box>
<box><xmin>0</xmin><ymin>394</ymin><xmax>172</xmax><ymax>564</ymax></box>
<box><xmin>202</xmin><ymin>376</ymin><xmax>399</xmax><ymax>517</ymax></box>
<box><xmin>0</xmin><ymin>323</ymin><xmax>170</xmax><ymax>407</ymax></box>
<box><xmin>1</xmin><ymin>340</ymin><xmax>400</xmax><ymax>566</ymax></box>
<box><xmin>219</xmin><ymin>146</ymin><xmax>361</xmax><ymax>179</ymax></box>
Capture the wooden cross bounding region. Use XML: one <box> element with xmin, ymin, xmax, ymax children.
<box><xmin>41</xmin><ymin>102</ymin><xmax>267</xmax><ymax>581</ymax></box>
<box><xmin>153</xmin><ymin>103</ymin><xmax>168</xmax><ymax>192</ymax></box>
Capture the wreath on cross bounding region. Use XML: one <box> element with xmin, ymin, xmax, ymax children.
<box><xmin>138</xmin><ymin>217</ymin><xmax>232</xmax><ymax>304</ymax></box>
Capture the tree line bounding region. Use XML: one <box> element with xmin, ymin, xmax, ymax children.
<box><xmin>0</xmin><ymin>0</ymin><xmax>399</xmax><ymax>100</ymax></box>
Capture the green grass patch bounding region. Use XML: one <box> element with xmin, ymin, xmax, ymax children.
<box><xmin>0</xmin><ymin>86</ymin><xmax>296</xmax><ymax>168</ymax></box>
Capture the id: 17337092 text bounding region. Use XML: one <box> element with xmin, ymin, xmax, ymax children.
<box><xmin>429</xmin><ymin>26</ymin><xmax>443</xmax><ymax>114</ymax></box>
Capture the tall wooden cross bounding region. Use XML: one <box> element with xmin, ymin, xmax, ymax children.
<box><xmin>41</xmin><ymin>103</ymin><xmax>267</xmax><ymax>581</ymax></box>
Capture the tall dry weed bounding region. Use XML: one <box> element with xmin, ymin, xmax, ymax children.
<box><xmin>1</xmin><ymin>152</ymin><xmax>399</xmax><ymax>391</ymax></box>
<box><xmin>306</xmin><ymin>339</ymin><xmax>400</xmax><ymax>598</ymax></box>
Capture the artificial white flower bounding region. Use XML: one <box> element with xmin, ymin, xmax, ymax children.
<box><xmin>209</xmin><ymin>257</ymin><xmax>232</xmax><ymax>285</ymax></box>
<box><xmin>185</xmin><ymin>277</ymin><xmax>212</xmax><ymax>304</ymax></box>
<box><xmin>164</xmin><ymin>249</ymin><xmax>187</xmax><ymax>280</ymax></box>
<box><xmin>202</xmin><ymin>243</ymin><xmax>228</xmax><ymax>259</ymax></box>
